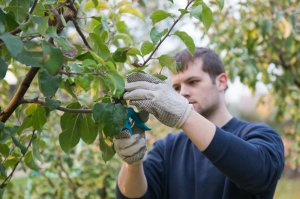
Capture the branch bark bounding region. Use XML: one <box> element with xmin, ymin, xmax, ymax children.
<box><xmin>0</xmin><ymin>67</ymin><xmax>39</xmax><ymax>122</ymax></box>
<box><xmin>21</xmin><ymin>98</ymin><xmax>92</xmax><ymax>113</ymax></box>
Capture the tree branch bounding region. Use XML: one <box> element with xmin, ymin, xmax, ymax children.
<box><xmin>0</xmin><ymin>130</ymin><xmax>36</xmax><ymax>188</ymax></box>
<box><xmin>60</xmin><ymin>70</ymin><xmax>106</xmax><ymax>77</ymax></box>
<box><xmin>72</xmin><ymin>19</ymin><xmax>92</xmax><ymax>50</ymax></box>
<box><xmin>21</xmin><ymin>99</ymin><xmax>92</xmax><ymax>113</ymax></box>
<box><xmin>141</xmin><ymin>0</ymin><xmax>194</xmax><ymax>67</ymax></box>
<box><xmin>67</xmin><ymin>0</ymin><xmax>92</xmax><ymax>50</ymax></box>
<box><xmin>0</xmin><ymin>67</ymin><xmax>39</xmax><ymax>122</ymax></box>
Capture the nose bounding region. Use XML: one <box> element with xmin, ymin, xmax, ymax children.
<box><xmin>179</xmin><ymin>84</ymin><xmax>190</xmax><ymax>99</ymax></box>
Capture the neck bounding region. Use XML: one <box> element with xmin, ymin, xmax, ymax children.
<box><xmin>207</xmin><ymin>103</ymin><xmax>232</xmax><ymax>128</ymax></box>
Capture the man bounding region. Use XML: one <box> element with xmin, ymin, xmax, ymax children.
<box><xmin>114</xmin><ymin>47</ymin><xmax>284</xmax><ymax>199</ymax></box>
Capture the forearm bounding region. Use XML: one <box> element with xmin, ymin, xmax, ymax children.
<box><xmin>181</xmin><ymin>110</ymin><xmax>216</xmax><ymax>151</ymax></box>
<box><xmin>117</xmin><ymin>162</ymin><xmax>147</xmax><ymax>198</ymax></box>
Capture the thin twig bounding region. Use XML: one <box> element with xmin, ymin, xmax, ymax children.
<box><xmin>21</xmin><ymin>99</ymin><xmax>92</xmax><ymax>113</ymax></box>
<box><xmin>72</xmin><ymin>19</ymin><xmax>92</xmax><ymax>50</ymax></box>
<box><xmin>142</xmin><ymin>0</ymin><xmax>195</xmax><ymax>66</ymax></box>
<box><xmin>60</xmin><ymin>70</ymin><xmax>106</xmax><ymax>76</ymax></box>
<box><xmin>0</xmin><ymin>130</ymin><xmax>36</xmax><ymax>188</ymax></box>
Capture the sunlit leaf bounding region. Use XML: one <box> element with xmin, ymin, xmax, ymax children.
<box><xmin>218</xmin><ymin>0</ymin><xmax>224</xmax><ymax>10</ymax></box>
<box><xmin>141</xmin><ymin>41</ymin><xmax>155</xmax><ymax>56</ymax></box>
<box><xmin>174</xmin><ymin>31</ymin><xmax>195</xmax><ymax>54</ymax></box>
<box><xmin>159</xmin><ymin>54</ymin><xmax>177</xmax><ymax>73</ymax></box>
<box><xmin>32</xmin><ymin>106</ymin><xmax>47</xmax><ymax>131</ymax></box>
<box><xmin>24</xmin><ymin>151</ymin><xmax>40</xmax><ymax>171</ymax></box>
<box><xmin>119</xmin><ymin>5</ymin><xmax>144</xmax><ymax>19</ymax></box>
<box><xmin>151</xmin><ymin>10</ymin><xmax>171</xmax><ymax>24</ymax></box>
<box><xmin>201</xmin><ymin>3</ymin><xmax>213</xmax><ymax>30</ymax></box>
<box><xmin>99</xmin><ymin>132</ymin><xmax>115</xmax><ymax>162</ymax></box>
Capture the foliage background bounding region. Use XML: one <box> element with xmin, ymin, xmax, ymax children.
<box><xmin>0</xmin><ymin>0</ymin><xmax>299</xmax><ymax>198</ymax></box>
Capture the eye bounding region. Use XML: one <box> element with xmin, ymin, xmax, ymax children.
<box><xmin>188</xmin><ymin>79</ymin><xmax>200</xmax><ymax>85</ymax></box>
<box><xmin>173</xmin><ymin>85</ymin><xmax>180</xmax><ymax>92</ymax></box>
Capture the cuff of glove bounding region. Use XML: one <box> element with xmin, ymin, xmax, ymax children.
<box><xmin>175</xmin><ymin>104</ymin><xmax>193</xmax><ymax>129</ymax></box>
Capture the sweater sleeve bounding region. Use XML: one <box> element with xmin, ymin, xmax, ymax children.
<box><xmin>202</xmin><ymin>123</ymin><xmax>284</xmax><ymax>193</ymax></box>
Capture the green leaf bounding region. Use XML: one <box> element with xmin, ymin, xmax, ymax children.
<box><xmin>89</xmin><ymin>33</ymin><xmax>111</xmax><ymax>60</ymax></box>
<box><xmin>92</xmin><ymin>103</ymin><xmax>112</xmax><ymax>126</ymax></box>
<box><xmin>0</xmin><ymin>121</ymin><xmax>4</xmax><ymax>132</ymax></box>
<box><xmin>17</xmin><ymin>116</ymin><xmax>32</xmax><ymax>135</ymax></box>
<box><xmin>0</xmin><ymin>33</ymin><xmax>24</xmax><ymax>57</ymax></box>
<box><xmin>116</xmin><ymin>20</ymin><xmax>129</xmax><ymax>34</ymax></box>
<box><xmin>119</xmin><ymin>6</ymin><xmax>144</xmax><ymax>19</ymax></box>
<box><xmin>141</xmin><ymin>41</ymin><xmax>155</xmax><ymax>56</ymax></box>
<box><xmin>80</xmin><ymin>113</ymin><xmax>98</xmax><ymax>144</ymax></box>
<box><xmin>218</xmin><ymin>0</ymin><xmax>224</xmax><ymax>10</ymax></box>
<box><xmin>201</xmin><ymin>3</ymin><xmax>213</xmax><ymax>30</ymax></box>
<box><xmin>38</xmin><ymin>69</ymin><xmax>62</xmax><ymax>97</ymax></box>
<box><xmin>109</xmin><ymin>71</ymin><xmax>125</xmax><ymax>97</ymax></box>
<box><xmin>0</xmin><ymin>163</ymin><xmax>7</xmax><ymax>178</ymax></box>
<box><xmin>32</xmin><ymin>134</ymin><xmax>42</xmax><ymax>161</ymax></box>
<box><xmin>150</xmin><ymin>10</ymin><xmax>171</xmax><ymax>24</ymax></box>
<box><xmin>42</xmin><ymin>41</ymin><xmax>63</xmax><ymax>75</ymax></box>
<box><xmin>112</xmin><ymin>48</ymin><xmax>127</xmax><ymax>63</ymax></box>
<box><xmin>3</xmin><ymin>155</ymin><xmax>18</xmax><ymax>169</ymax></box>
<box><xmin>59</xmin><ymin>103</ymin><xmax>82</xmax><ymax>152</ymax></box>
<box><xmin>0</xmin><ymin>58</ymin><xmax>8</xmax><ymax>79</ymax></box>
<box><xmin>45</xmin><ymin>98</ymin><xmax>61</xmax><ymax>111</ymax></box>
<box><xmin>0</xmin><ymin>16</ymin><xmax>4</xmax><ymax>34</ymax></box>
<box><xmin>93</xmin><ymin>103</ymin><xmax>126</xmax><ymax>137</ymax></box>
<box><xmin>0</xmin><ymin>187</ymin><xmax>4</xmax><ymax>199</ymax></box>
<box><xmin>89</xmin><ymin>50</ymin><xmax>105</xmax><ymax>65</ymax></box>
<box><xmin>158</xmin><ymin>54</ymin><xmax>177</xmax><ymax>73</ymax></box>
<box><xmin>99</xmin><ymin>132</ymin><xmax>115</xmax><ymax>162</ymax></box>
<box><xmin>0</xmin><ymin>144</ymin><xmax>9</xmax><ymax>157</ymax></box>
<box><xmin>32</xmin><ymin>106</ymin><xmax>47</xmax><ymax>131</ymax></box>
<box><xmin>24</xmin><ymin>151</ymin><xmax>39</xmax><ymax>171</ymax></box>
<box><xmin>174</xmin><ymin>31</ymin><xmax>195</xmax><ymax>54</ymax></box>
<box><xmin>6</xmin><ymin>0</ymin><xmax>30</xmax><ymax>23</ymax></box>
<box><xmin>190</xmin><ymin>5</ymin><xmax>203</xmax><ymax>20</ymax></box>
<box><xmin>11</xmin><ymin>136</ymin><xmax>27</xmax><ymax>155</ymax></box>
<box><xmin>76</xmin><ymin>75</ymin><xmax>93</xmax><ymax>91</ymax></box>
<box><xmin>15</xmin><ymin>41</ymin><xmax>44</xmax><ymax>68</ymax></box>
<box><xmin>59</xmin><ymin>102</ymin><xmax>98</xmax><ymax>151</ymax></box>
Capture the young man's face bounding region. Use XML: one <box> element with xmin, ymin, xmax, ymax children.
<box><xmin>170</xmin><ymin>58</ymin><xmax>227</xmax><ymax>119</ymax></box>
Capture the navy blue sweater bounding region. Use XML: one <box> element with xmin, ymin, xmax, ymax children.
<box><xmin>116</xmin><ymin>118</ymin><xmax>284</xmax><ymax>199</ymax></box>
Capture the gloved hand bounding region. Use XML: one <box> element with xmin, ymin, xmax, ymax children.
<box><xmin>123</xmin><ymin>72</ymin><xmax>193</xmax><ymax>128</ymax></box>
<box><xmin>113</xmin><ymin>111</ymin><xmax>148</xmax><ymax>165</ymax></box>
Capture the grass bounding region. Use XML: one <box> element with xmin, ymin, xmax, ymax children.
<box><xmin>274</xmin><ymin>177</ymin><xmax>300</xmax><ymax>199</ymax></box>
<box><xmin>2</xmin><ymin>175</ymin><xmax>300</xmax><ymax>198</ymax></box>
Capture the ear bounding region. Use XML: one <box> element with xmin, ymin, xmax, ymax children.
<box><xmin>216</xmin><ymin>73</ymin><xmax>228</xmax><ymax>91</ymax></box>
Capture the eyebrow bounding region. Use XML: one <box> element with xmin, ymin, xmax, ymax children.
<box><xmin>172</xmin><ymin>76</ymin><xmax>201</xmax><ymax>87</ymax></box>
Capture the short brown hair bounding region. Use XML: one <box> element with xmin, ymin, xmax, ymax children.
<box><xmin>174</xmin><ymin>47</ymin><xmax>225</xmax><ymax>81</ymax></box>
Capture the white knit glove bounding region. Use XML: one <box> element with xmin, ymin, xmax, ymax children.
<box><xmin>123</xmin><ymin>72</ymin><xmax>193</xmax><ymax>128</ymax></box>
<box><xmin>113</xmin><ymin>111</ymin><xmax>148</xmax><ymax>164</ymax></box>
